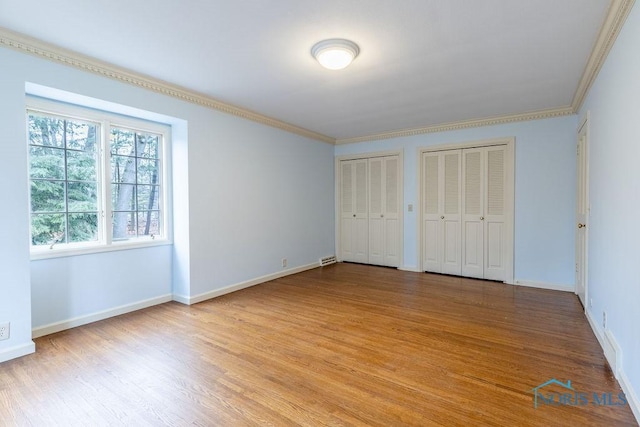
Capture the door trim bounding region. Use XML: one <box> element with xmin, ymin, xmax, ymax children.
<box><xmin>417</xmin><ymin>137</ymin><xmax>515</xmax><ymax>284</ymax></box>
<box><xmin>335</xmin><ymin>149</ymin><xmax>404</xmax><ymax>268</ymax></box>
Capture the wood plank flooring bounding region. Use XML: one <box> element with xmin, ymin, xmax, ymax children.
<box><xmin>0</xmin><ymin>263</ymin><xmax>636</xmax><ymax>426</ymax></box>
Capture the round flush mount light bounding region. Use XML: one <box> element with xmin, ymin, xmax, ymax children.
<box><xmin>311</xmin><ymin>39</ymin><xmax>360</xmax><ymax>70</ymax></box>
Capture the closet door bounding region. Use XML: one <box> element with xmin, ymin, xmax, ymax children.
<box><xmin>462</xmin><ymin>149</ymin><xmax>485</xmax><ymax>279</ymax></box>
<box><xmin>340</xmin><ymin>159</ymin><xmax>368</xmax><ymax>263</ymax></box>
<box><xmin>441</xmin><ymin>151</ymin><xmax>462</xmax><ymax>275</ymax></box>
<box><xmin>422</xmin><ymin>150</ymin><xmax>461</xmax><ymax>274</ymax></box>
<box><xmin>369</xmin><ymin>156</ymin><xmax>400</xmax><ymax>267</ymax></box>
<box><xmin>484</xmin><ymin>146</ymin><xmax>507</xmax><ymax>281</ymax></box>
<box><xmin>422</xmin><ymin>152</ymin><xmax>441</xmax><ymax>272</ymax></box>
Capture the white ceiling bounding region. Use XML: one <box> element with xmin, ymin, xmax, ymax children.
<box><xmin>0</xmin><ymin>0</ymin><xmax>612</xmax><ymax>141</ymax></box>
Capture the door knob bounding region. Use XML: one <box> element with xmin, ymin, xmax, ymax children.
<box><xmin>480</xmin><ymin>217</ymin><xmax>484</xmax><ymax>221</ymax></box>
<box><xmin>441</xmin><ymin>216</ymin><xmax>444</xmax><ymax>219</ymax></box>
<box><xmin>353</xmin><ymin>214</ymin><xmax>356</xmax><ymax>218</ymax></box>
<box><xmin>381</xmin><ymin>214</ymin><xmax>384</xmax><ymax>218</ymax></box>
<box><xmin>578</xmin><ymin>223</ymin><xmax>586</xmax><ymax>228</ymax></box>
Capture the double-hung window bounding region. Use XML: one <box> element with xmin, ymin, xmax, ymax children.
<box><xmin>27</xmin><ymin>98</ymin><xmax>170</xmax><ymax>257</ymax></box>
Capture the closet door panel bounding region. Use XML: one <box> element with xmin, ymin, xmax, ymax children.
<box><xmin>368</xmin><ymin>157</ymin><xmax>384</xmax><ymax>266</ymax></box>
<box><xmin>383</xmin><ymin>156</ymin><xmax>400</xmax><ymax>267</ymax></box>
<box><xmin>462</xmin><ymin>149</ymin><xmax>484</xmax><ymax>278</ymax></box>
<box><xmin>442</xmin><ymin>151</ymin><xmax>461</xmax><ymax>275</ymax></box>
<box><xmin>422</xmin><ymin>152</ymin><xmax>441</xmax><ymax>272</ymax></box>
<box><xmin>353</xmin><ymin>159</ymin><xmax>369</xmax><ymax>263</ymax></box>
<box><xmin>484</xmin><ymin>146</ymin><xmax>506</xmax><ymax>281</ymax></box>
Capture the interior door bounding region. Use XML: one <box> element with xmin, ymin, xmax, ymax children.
<box><xmin>368</xmin><ymin>157</ymin><xmax>385</xmax><ymax>266</ymax></box>
<box><xmin>441</xmin><ymin>151</ymin><xmax>462</xmax><ymax>275</ymax></box>
<box><xmin>576</xmin><ymin>121</ymin><xmax>589</xmax><ymax>306</ymax></box>
<box><xmin>484</xmin><ymin>146</ymin><xmax>507</xmax><ymax>281</ymax></box>
<box><xmin>422</xmin><ymin>152</ymin><xmax>441</xmax><ymax>272</ymax></box>
<box><xmin>383</xmin><ymin>156</ymin><xmax>400</xmax><ymax>267</ymax></box>
<box><xmin>461</xmin><ymin>149</ymin><xmax>484</xmax><ymax>279</ymax></box>
<box><xmin>340</xmin><ymin>159</ymin><xmax>368</xmax><ymax>263</ymax></box>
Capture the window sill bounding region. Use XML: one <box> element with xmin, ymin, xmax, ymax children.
<box><xmin>30</xmin><ymin>239</ymin><xmax>172</xmax><ymax>261</ymax></box>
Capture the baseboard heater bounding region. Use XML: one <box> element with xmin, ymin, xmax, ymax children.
<box><xmin>319</xmin><ymin>255</ymin><xmax>337</xmax><ymax>266</ymax></box>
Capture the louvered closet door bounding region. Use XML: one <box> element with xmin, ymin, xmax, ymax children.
<box><xmin>422</xmin><ymin>152</ymin><xmax>441</xmax><ymax>272</ymax></box>
<box><xmin>441</xmin><ymin>151</ymin><xmax>462</xmax><ymax>275</ymax></box>
<box><xmin>369</xmin><ymin>156</ymin><xmax>400</xmax><ymax>267</ymax></box>
<box><xmin>422</xmin><ymin>151</ymin><xmax>461</xmax><ymax>274</ymax></box>
<box><xmin>462</xmin><ymin>149</ymin><xmax>485</xmax><ymax>279</ymax></box>
<box><xmin>484</xmin><ymin>146</ymin><xmax>507</xmax><ymax>281</ymax></box>
<box><xmin>340</xmin><ymin>159</ymin><xmax>368</xmax><ymax>263</ymax></box>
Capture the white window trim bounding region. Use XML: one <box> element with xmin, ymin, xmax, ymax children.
<box><xmin>27</xmin><ymin>95</ymin><xmax>173</xmax><ymax>260</ymax></box>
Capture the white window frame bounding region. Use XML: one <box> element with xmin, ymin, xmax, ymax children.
<box><xmin>27</xmin><ymin>96</ymin><xmax>172</xmax><ymax>260</ymax></box>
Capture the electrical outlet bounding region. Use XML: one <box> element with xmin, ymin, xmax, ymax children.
<box><xmin>282</xmin><ymin>258</ymin><xmax>287</xmax><ymax>268</ymax></box>
<box><xmin>603</xmin><ymin>311</ymin><xmax>607</xmax><ymax>329</ymax></box>
<box><xmin>0</xmin><ymin>322</ymin><xmax>9</xmax><ymax>341</ymax></box>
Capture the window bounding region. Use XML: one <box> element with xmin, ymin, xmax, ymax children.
<box><xmin>27</xmin><ymin>98</ymin><xmax>170</xmax><ymax>257</ymax></box>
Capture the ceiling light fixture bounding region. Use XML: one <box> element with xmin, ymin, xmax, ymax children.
<box><xmin>311</xmin><ymin>39</ymin><xmax>359</xmax><ymax>70</ymax></box>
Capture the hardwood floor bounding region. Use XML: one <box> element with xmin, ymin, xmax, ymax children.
<box><xmin>0</xmin><ymin>263</ymin><xmax>636</xmax><ymax>426</ymax></box>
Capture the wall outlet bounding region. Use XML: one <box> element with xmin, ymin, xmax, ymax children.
<box><xmin>282</xmin><ymin>258</ymin><xmax>287</xmax><ymax>268</ymax></box>
<box><xmin>603</xmin><ymin>311</ymin><xmax>607</xmax><ymax>329</ymax></box>
<box><xmin>0</xmin><ymin>322</ymin><xmax>9</xmax><ymax>341</ymax></box>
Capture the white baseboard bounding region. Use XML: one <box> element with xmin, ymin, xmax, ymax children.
<box><xmin>620</xmin><ymin>368</ymin><xmax>640</xmax><ymax>424</ymax></box>
<box><xmin>585</xmin><ymin>309</ymin><xmax>639</xmax><ymax>425</ymax></box>
<box><xmin>177</xmin><ymin>262</ymin><xmax>320</xmax><ymax>305</ymax></box>
<box><xmin>513</xmin><ymin>279</ymin><xmax>574</xmax><ymax>292</ymax></box>
<box><xmin>0</xmin><ymin>341</ymin><xmax>36</xmax><ymax>363</ymax></box>
<box><xmin>32</xmin><ymin>294</ymin><xmax>173</xmax><ymax>339</ymax></box>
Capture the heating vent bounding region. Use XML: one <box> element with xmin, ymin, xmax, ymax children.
<box><xmin>319</xmin><ymin>255</ymin><xmax>337</xmax><ymax>267</ymax></box>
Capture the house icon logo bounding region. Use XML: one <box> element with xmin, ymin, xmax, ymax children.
<box><xmin>531</xmin><ymin>378</ymin><xmax>574</xmax><ymax>409</ymax></box>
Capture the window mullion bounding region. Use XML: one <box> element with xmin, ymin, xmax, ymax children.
<box><xmin>103</xmin><ymin>121</ymin><xmax>113</xmax><ymax>246</ymax></box>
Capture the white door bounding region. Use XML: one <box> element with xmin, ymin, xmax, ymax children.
<box><xmin>382</xmin><ymin>156</ymin><xmax>400</xmax><ymax>267</ymax></box>
<box><xmin>576</xmin><ymin>120</ymin><xmax>589</xmax><ymax>306</ymax></box>
<box><xmin>483</xmin><ymin>146</ymin><xmax>507</xmax><ymax>281</ymax></box>
<box><xmin>462</xmin><ymin>149</ymin><xmax>485</xmax><ymax>279</ymax></box>
<box><xmin>422</xmin><ymin>150</ymin><xmax>462</xmax><ymax>274</ymax></box>
<box><xmin>423</xmin><ymin>152</ymin><xmax>442</xmax><ymax>272</ymax></box>
<box><xmin>369</xmin><ymin>156</ymin><xmax>400</xmax><ymax>267</ymax></box>
<box><xmin>340</xmin><ymin>159</ymin><xmax>368</xmax><ymax>263</ymax></box>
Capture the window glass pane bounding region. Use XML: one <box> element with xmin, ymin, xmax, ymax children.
<box><xmin>138</xmin><ymin>211</ymin><xmax>160</xmax><ymax>236</ymax></box>
<box><xmin>66</xmin><ymin>121</ymin><xmax>98</xmax><ymax>151</ymax></box>
<box><xmin>137</xmin><ymin>185</ymin><xmax>159</xmax><ymax>211</ymax></box>
<box><xmin>139</xmin><ymin>134</ymin><xmax>159</xmax><ymax>159</ymax></box>
<box><xmin>112</xmin><ymin>184</ymin><xmax>136</xmax><ymax>211</ymax></box>
<box><xmin>68</xmin><ymin>213</ymin><xmax>98</xmax><ymax>242</ymax></box>
<box><xmin>111</xmin><ymin>155</ymin><xmax>137</xmax><ymax>184</ymax></box>
<box><xmin>67</xmin><ymin>149</ymin><xmax>97</xmax><ymax>181</ymax></box>
<box><xmin>30</xmin><ymin>180</ymin><xmax>65</xmax><ymax>212</ymax></box>
<box><xmin>31</xmin><ymin>213</ymin><xmax>66</xmax><ymax>246</ymax></box>
<box><xmin>28</xmin><ymin>115</ymin><xmax>65</xmax><ymax>148</ymax></box>
<box><xmin>29</xmin><ymin>146</ymin><xmax>65</xmax><ymax>180</ymax></box>
<box><xmin>112</xmin><ymin>211</ymin><xmax>136</xmax><ymax>240</ymax></box>
<box><xmin>67</xmin><ymin>182</ymin><xmax>98</xmax><ymax>212</ymax></box>
<box><xmin>137</xmin><ymin>158</ymin><xmax>159</xmax><ymax>185</ymax></box>
<box><xmin>110</xmin><ymin>128</ymin><xmax>136</xmax><ymax>156</ymax></box>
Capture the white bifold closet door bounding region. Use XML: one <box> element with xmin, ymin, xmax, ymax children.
<box><xmin>340</xmin><ymin>155</ymin><xmax>400</xmax><ymax>268</ymax></box>
<box><xmin>461</xmin><ymin>146</ymin><xmax>507</xmax><ymax>281</ymax></box>
<box><xmin>422</xmin><ymin>150</ymin><xmax>462</xmax><ymax>275</ymax></box>
<box><xmin>368</xmin><ymin>156</ymin><xmax>400</xmax><ymax>267</ymax></box>
<box><xmin>340</xmin><ymin>159</ymin><xmax>368</xmax><ymax>264</ymax></box>
<box><xmin>424</xmin><ymin>145</ymin><xmax>507</xmax><ymax>281</ymax></box>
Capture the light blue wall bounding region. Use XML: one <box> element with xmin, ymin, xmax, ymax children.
<box><xmin>0</xmin><ymin>45</ymin><xmax>335</xmax><ymax>353</ymax></box>
<box><xmin>579</xmin><ymin>3</ymin><xmax>640</xmax><ymax>411</ymax></box>
<box><xmin>335</xmin><ymin>115</ymin><xmax>578</xmax><ymax>286</ymax></box>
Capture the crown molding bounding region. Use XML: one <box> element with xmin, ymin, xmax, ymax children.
<box><xmin>571</xmin><ymin>0</ymin><xmax>636</xmax><ymax>111</ymax></box>
<box><xmin>0</xmin><ymin>27</ymin><xmax>335</xmax><ymax>145</ymax></box>
<box><xmin>335</xmin><ymin>106</ymin><xmax>575</xmax><ymax>145</ymax></box>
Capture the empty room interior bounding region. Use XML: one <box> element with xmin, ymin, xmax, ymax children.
<box><xmin>1</xmin><ymin>0</ymin><xmax>639</xmax><ymax>425</ymax></box>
